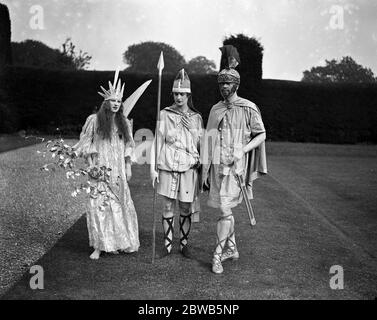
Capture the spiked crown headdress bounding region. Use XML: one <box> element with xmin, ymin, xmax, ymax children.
<box><xmin>218</xmin><ymin>45</ymin><xmax>241</xmax><ymax>84</ymax></box>
<box><xmin>98</xmin><ymin>68</ymin><xmax>125</xmax><ymax>101</ymax></box>
<box><xmin>172</xmin><ymin>68</ymin><xmax>191</xmax><ymax>93</ymax></box>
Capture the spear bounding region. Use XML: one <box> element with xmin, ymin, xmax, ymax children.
<box><xmin>151</xmin><ymin>52</ymin><xmax>164</xmax><ymax>264</ymax></box>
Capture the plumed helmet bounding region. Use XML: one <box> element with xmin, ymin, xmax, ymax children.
<box><xmin>217</xmin><ymin>45</ymin><xmax>241</xmax><ymax>84</ymax></box>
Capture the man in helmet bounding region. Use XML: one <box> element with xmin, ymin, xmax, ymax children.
<box><xmin>150</xmin><ymin>69</ymin><xmax>203</xmax><ymax>259</ymax></box>
<box><xmin>202</xmin><ymin>45</ymin><xmax>268</xmax><ymax>274</ymax></box>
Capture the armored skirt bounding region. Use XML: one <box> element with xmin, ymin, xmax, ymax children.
<box><xmin>74</xmin><ymin>114</ymin><xmax>140</xmax><ymax>253</ymax></box>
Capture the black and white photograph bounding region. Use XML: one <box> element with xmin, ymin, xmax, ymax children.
<box><xmin>0</xmin><ymin>0</ymin><xmax>376</xmax><ymax>306</ymax></box>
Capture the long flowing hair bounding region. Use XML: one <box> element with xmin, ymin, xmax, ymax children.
<box><xmin>96</xmin><ymin>100</ymin><xmax>132</xmax><ymax>143</ymax></box>
<box><xmin>187</xmin><ymin>94</ymin><xmax>194</xmax><ymax>110</ymax></box>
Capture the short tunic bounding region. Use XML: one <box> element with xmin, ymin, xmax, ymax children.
<box><xmin>157</xmin><ymin>169</ymin><xmax>198</xmax><ymax>203</ymax></box>
<box><xmin>153</xmin><ymin>106</ymin><xmax>203</xmax><ymax>203</ymax></box>
<box><xmin>204</xmin><ymin>98</ymin><xmax>266</xmax><ymax>209</ymax></box>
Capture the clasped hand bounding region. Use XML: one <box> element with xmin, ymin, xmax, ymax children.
<box><xmin>126</xmin><ymin>165</ymin><xmax>132</xmax><ymax>182</ymax></box>
<box><xmin>150</xmin><ymin>169</ymin><xmax>159</xmax><ymax>188</ymax></box>
<box><xmin>181</xmin><ymin>115</ymin><xmax>195</xmax><ymax>131</ymax></box>
<box><xmin>233</xmin><ymin>145</ymin><xmax>245</xmax><ymax>162</ymax></box>
<box><xmin>232</xmin><ymin>145</ymin><xmax>246</xmax><ymax>175</ymax></box>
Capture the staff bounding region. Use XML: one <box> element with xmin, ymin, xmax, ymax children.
<box><xmin>235</xmin><ymin>173</ymin><xmax>256</xmax><ymax>226</ymax></box>
<box><xmin>151</xmin><ymin>52</ymin><xmax>164</xmax><ymax>264</ymax></box>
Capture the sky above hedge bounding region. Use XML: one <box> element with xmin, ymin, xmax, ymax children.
<box><xmin>3</xmin><ymin>0</ymin><xmax>377</xmax><ymax>81</ymax></box>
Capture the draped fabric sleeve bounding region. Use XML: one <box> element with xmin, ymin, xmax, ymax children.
<box><xmin>73</xmin><ymin>114</ymin><xmax>98</xmax><ymax>158</ymax></box>
<box><xmin>249</xmin><ymin>107</ymin><xmax>266</xmax><ymax>136</ymax></box>
<box><xmin>244</xmin><ymin>105</ymin><xmax>268</xmax><ymax>195</ymax></box>
<box><xmin>150</xmin><ymin>110</ymin><xmax>166</xmax><ymax>169</ymax></box>
<box><xmin>191</xmin><ymin>114</ymin><xmax>203</xmax><ymax>150</ymax></box>
<box><xmin>124</xmin><ymin>118</ymin><xmax>137</xmax><ymax>163</ymax></box>
<box><xmin>195</xmin><ymin>114</ymin><xmax>204</xmax><ymax>163</ymax></box>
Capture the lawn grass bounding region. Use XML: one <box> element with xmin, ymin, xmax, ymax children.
<box><xmin>1</xmin><ymin>141</ymin><xmax>377</xmax><ymax>299</ymax></box>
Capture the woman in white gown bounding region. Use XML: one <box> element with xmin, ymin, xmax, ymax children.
<box><xmin>74</xmin><ymin>71</ymin><xmax>139</xmax><ymax>259</ymax></box>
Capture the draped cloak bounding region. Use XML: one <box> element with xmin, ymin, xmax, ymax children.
<box><xmin>202</xmin><ymin>97</ymin><xmax>267</xmax><ymax>204</ymax></box>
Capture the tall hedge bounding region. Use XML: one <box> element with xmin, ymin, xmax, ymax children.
<box><xmin>0</xmin><ymin>3</ymin><xmax>16</xmax><ymax>133</ymax></box>
<box><xmin>259</xmin><ymin>80</ymin><xmax>377</xmax><ymax>143</ymax></box>
<box><xmin>0</xmin><ymin>3</ymin><xmax>12</xmax><ymax>70</ymax></box>
<box><xmin>3</xmin><ymin>66</ymin><xmax>377</xmax><ymax>143</ymax></box>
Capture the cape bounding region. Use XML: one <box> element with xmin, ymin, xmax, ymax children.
<box><xmin>202</xmin><ymin>97</ymin><xmax>267</xmax><ymax>198</ymax></box>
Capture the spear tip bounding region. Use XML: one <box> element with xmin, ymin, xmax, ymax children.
<box><xmin>157</xmin><ymin>51</ymin><xmax>164</xmax><ymax>72</ymax></box>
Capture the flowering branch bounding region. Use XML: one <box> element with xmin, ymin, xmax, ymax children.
<box><xmin>38</xmin><ymin>138</ymin><xmax>117</xmax><ymax>211</ymax></box>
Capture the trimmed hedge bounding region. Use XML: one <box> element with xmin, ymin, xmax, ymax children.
<box><xmin>259</xmin><ymin>80</ymin><xmax>377</xmax><ymax>143</ymax></box>
<box><xmin>0</xmin><ymin>3</ymin><xmax>12</xmax><ymax>68</ymax></box>
<box><xmin>2</xmin><ymin>66</ymin><xmax>377</xmax><ymax>143</ymax></box>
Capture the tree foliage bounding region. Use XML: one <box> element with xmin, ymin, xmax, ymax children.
<box><xmin>123</xmin><ymin>41</ymin><xmax>186</xmax><ymax>74</ymax></box>
<box><xmin>11</xmin><ymin>38</ymin><xmax>91</xmax><ymax>70</ymax></box>
<box><xmin>302</xmin><ymin>56</ymin><xmax>376</xmax><ymax>83</ymax></box>
<box><xmin>61</xmin><ymin>38</ymin><xmax>92</xmax><ymax>70</ymax></box>
<box><xmin>185</xmin><ymin>56</ymin><xmax>216</xmax><ymax>74</ymax></box>
<box><xmin>12</xmin><ymin>40</ymin><xmax>71</xmax><ymax>69</ymax></box>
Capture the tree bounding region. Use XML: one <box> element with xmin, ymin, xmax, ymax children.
<box><xmin>61</xmin><ymin>38</ymin><xmax>92</xmax><ymax>70</ymax></box>
<box><xmin>12</xmin><ymin>40</ymin><xmax>71</xmax><ymax>69</ymax></box>
<box><xmin>11</xmin><ymin>38</ymin><xmax>91</xmax><ymax>70</ymax></box>
<box><xmin>0</xmin><ymin>3</ymin><xmax>12</xmax><ymax>69</ymax></box>
<box><xmin>185</xmin><ymin>56</ymin><xmax>216</xmax><ymax>74</ymax></box>
<box><xmin>302</xmin><ymin>56</ymin><xmax>376</xmax><ymax>83</ymax></box>
<box><xmin>123</xmin><ymin>41</ymin><xmax>186</xmax><ymax>74</ymax></box>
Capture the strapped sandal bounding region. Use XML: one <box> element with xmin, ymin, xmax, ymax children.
<box><xmin>179</xmin><ymin>213</ymin><xmax>192</xmax><ymax>259</ymax></box>
<box><xmin>212</xmin><ymin>234</ymin><xmax>227</xmax><ymax>274</ymax></box>
<box><xmin>179</xmin><ymin>214</ymin><xmax>192</xmax><ymax>252</ymax></box>
<box><xmin>161</xmin><ymin>216</ymin><xmax>174</xmax><ymax>257</ymax></box>
<box><xmin>221</xmin><ymin>231</ymin><xmax>239</xmax><ymax>262</ymax></box>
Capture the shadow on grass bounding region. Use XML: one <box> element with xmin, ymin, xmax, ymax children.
<box><xmin>0</xmin><ymin>135</ymin><xmax>44</xmax><ymax>153</ymax></box>
<box><xmin>1</xmin><ymin>214</ymin><xmax>214</xmax><ymax>300</ymax></box>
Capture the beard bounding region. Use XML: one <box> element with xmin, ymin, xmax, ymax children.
<box><xmin>220</xmin><ymin>83</ymin><xmax>238</xmax><ymax>99</ymax></box>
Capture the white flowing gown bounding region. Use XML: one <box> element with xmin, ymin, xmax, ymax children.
<box><xmin>74</xmin><ymin>114</ymin><xmax>140</xmax><ymax>253</ymax></box>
